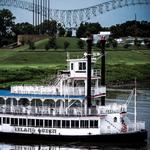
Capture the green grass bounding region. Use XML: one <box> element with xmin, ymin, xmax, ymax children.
<box><xmin>106</xmin><ymin>50</ymin><xmax>150</xmax><ymax>65</ymax></box>
<box><xmin>0</xmin><ymin>38</ymin><xmax>150</xmax><ymax>88</ymax></box>
<box><xmin>0</xmin><ymin>50</ymin><xmax>149</xmax><ymax>68</ymax></box>
<box><xmin>0</xmin><ymin>51</ymin><xmax>67</xmax><ymax>66</ymax></box>
<box><xmin>35</xmin><ymin>37</ymin><xmax>81</xmax><ymax>50</ymax></box>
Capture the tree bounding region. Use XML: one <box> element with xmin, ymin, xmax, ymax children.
<box><xmin>57</xmin><ymin>23</ymin><xmax>66</xmax><ymax>37</ymax></box>
<box><xmin>112</xmin><ymin>40</ymin><xmax>118</xmax><ymax>48</ymax></box>
<box><xmin>110</xmin><ymin>20</ymin><xmax>150</xmax><ymax>38</ymax></box>
<box><xmin>27</xmin><ymin>40</ymin><xmax>36</xmax><ymax>50</ymax></box>
<box><xmin>45</xmin><ymin>43</ymin><xmax>50</xmax><ymax>51</ymax></box>
<box><xmin>13</xmin><ymin>22</ymin><xmax>35</xmax><ymax>35</ymax></box>
<box><xmin>66</xmin><ymin>30</ymin><xmax>72</xmax><ymax>37</ymax></box>
<box><xmin>77</xmin><ymin>40</ymin><xmax>85</xmax><ymax>49</ymax></box>
<box><xmin>144</xmin><ymin>39</ymin><xmax>149</xmax><ymax>45</ymax></box>
<box><xmin>48</xmin><ymin>36</ymin><xmax>57</xmax><ymax>49</ymax></box>
<box><xmin>134</xmin><ymin>38</ymin><xmax>141</xmax><ymax>48</ymax></box>
<box><xmin>107</xmin><ymin>37</ymin><xmax>117</xmax><ymax>48</ymax></box>
<box><xmin>123</xmin><ymin>44</ymin><xmax>130</xmax><ymax>49</ymax></box>
<box><xmin>64</xmin><ymin>41</ymin><xmax>70</xmax><ymax>51</ymax></box>
<box><xmin>146</xmin><ymin>42</ymin><xmax>150</xmax><ymax>48</ymax></box>
<box><xmin>39</xmin><ymin>20</ymin><xmax>57</xmax><ymax>36</ymax></box>
<box><xmin>76</xmin><ymin>22</ymin><xmax>102</xmax><ymax>38</ymax></box>
<box><xmin>0</xmin><ymin>9</ymin><xmax>16</xmax><ymax>47</ymax></box>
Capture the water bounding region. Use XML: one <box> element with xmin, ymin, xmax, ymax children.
<box><xmin>0</xmin><ymin>89</ymin><xmax>150</xmax><ymax>150</ymax></box>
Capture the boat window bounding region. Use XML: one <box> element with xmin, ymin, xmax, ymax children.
<box><xmin>36</xmin><ymin>119</ymin><xmax>40</xmax><ymax>127</ymax></box>
<box><xmin>71</xmin><ymin>63</ymin><xmax>74</xmax><ymax>70</ymax></box>
<box><xmin>45</xmin><ymin>120</ymin><xmax>48</xmax><ymax>127</ymax></box>
<box><xmin>31</xmin><ymin>119</ymin><xmax>35</xmax><ymax>127</ymax></box>
<box><xmin>7</xmin><ymin>118</ymin><xmax>10</xmax><ymax>124</ymax></box>
<box><xmin>90</xmin><ymin>120</ymin><xmax>98</xmax><ymax>128</ymax></box>
<box><xmin>62</xmin><ymin>120</ymin><xmax>70</xmax><ymax>128</ymax></box>
<box><xmin>71</xmin><ymin>120</ymin><xmax>79</xmax><ymax>128</ymax></box>
<box><xmin>49</xmin><ymin>120</ymin><xmax>52</xmax><ymax>127</ymax></box>
<box><xmin>19</xmin><ymin>119</ymin><xmax>23</xmax><ymax>126</ymax></box>
<box><xmin>28</xmin><ymin>119</ymin><xmax>35</xmax><ymax>127</ymax></box>
<box><xmin>80</xmin><ymin>120</ymin><xmax>89</xmax><ymax>128</ymax></box>
<box><xmin>28</xmin><ymin>119</ymin><xmax>31</xmax><ymax>127</ymax></box>
<box><xmin>79</xmin><ymin>62</ymin><xmax>86</xmax><ymax>70</ymax></box>
<box><xmin>114</xmin><ymin>117</ymin><xmax>117</xmax><ymax>122</ymax></box>
<box><xmin>44</xmin><ymin>120</ymin><xmax>52</xmax><ymax>128</ymax></box>
<box><xmin>11</xmin><ymin>118</ymin><xmax>18</xmax><ymax>126</ymax></box>
<box><xmin>37</xmin><ymin>119</ymin><xmax>43</xmax><ymax>127</ymax></box>
<box><xmin>3</xmin><ymin>118</ymin><xmax>5</xmax><ymax>124</ymax></box>
<box><xmin>53</xmin><ymin>120</ymin><xmax>61</xmax><ymax>128</ymax></box>
<box><xmin>75</xmin><ymin>121</ymin><xmax>79</xmax><ymax>128</ymax></box>
<box><xmin>94</xmin><ymin>120</ymin><xmax>98</xmax><ymax>128</ymax></box>
<box><xmin>40</xmin><ymin>120</ymin><xmax>43</xmax><ymax>127</ymax></box>
<box><xmin>15</xmin><ymin>118</ymin><xmax>18</xmax><ymax>126</ymax></box>
<box><xmin>23</xmin><ymin>119</ymin><xmax>26</xmax><ymax>126</ymax></box>
<box><xmin>11</xmin><ymin>118</ymin><xmax>14</xmax><ymax>125</ymax></box>
<box><xmin>3</xmin><ymin>117</ymin><xmax>9</xmax><ymax>124</ymax></box>
<box><xmin>19</xmin><ymin>118</ymin><xmax>26</xmax><ymax>126</ymax></box>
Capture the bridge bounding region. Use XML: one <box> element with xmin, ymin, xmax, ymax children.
<box><xmin>0</xmin><ymin>0</ymin><xmax>150</xmax><ymax>27</ymax></box>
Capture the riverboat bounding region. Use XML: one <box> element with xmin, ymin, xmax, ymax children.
<box><xmin>0</xmin><ymin>36</ymin><xmax>147</xmax><ymax>143</ymax></box>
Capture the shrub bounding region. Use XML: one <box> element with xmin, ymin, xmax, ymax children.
<box><xmin>123</xmin><ymin>44</ymin><xmax>130</xmax><ymax>49</ymax></box>
<box><xmin>64</xmin><ymin>41</ymin><xmax>70</xmax><ymax>51</ymax></box>
<box><xmin>112</xmin><ymin>40</ymin><xmax>118</xmax><ymax>48</ymax></box>
<box><xmin>49</xmin><ymin>36</ymin><xmax>57</xmax><ymax>49</ymax></box>
<box><xmin>45</xmin><ymin>43</ymin><xmax>50</xmax><ymax>51</ymax></box>
<box><xmin>28</xmin><ymin>40</ymin><xmax>36</xmax><ymax>50</ymax></box>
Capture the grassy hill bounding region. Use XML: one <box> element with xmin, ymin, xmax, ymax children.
<box><xmin>34</xmin><ymin>37</ymin><xmax>81</xmax><ymax>50</ymax></box>
<box><xmin>0</xmin><ymin>50</ymin><xmax>149</xmax><ymax>68</ymax></box>
<box><xmin>0</xmin><ymin>37</ymin><xmax>150</xmax><ymax>88</ymax></box>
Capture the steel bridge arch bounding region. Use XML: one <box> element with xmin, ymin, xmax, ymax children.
<box><xmin>0</xmin><ymin>0</ymin><xmax>150</xmax><ymax>27</ymax></box>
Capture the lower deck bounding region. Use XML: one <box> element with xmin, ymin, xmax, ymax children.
<box><xmin>0</xmin><ymin>113</ymin><xmax>145</xmax><ymax>136</ymax></box>
<box><xmin>0</xmin><ymin>114</ymin><xmax>101</xmax><ymax>136</ymax></box>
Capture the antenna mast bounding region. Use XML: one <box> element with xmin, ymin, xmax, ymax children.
<box><xmin>134</xmin><ymin>78</ymin><xmax>137</xmax><ymax>131</ymax></box>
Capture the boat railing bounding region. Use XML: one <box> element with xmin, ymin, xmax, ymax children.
<box><xmin>11</xmin><ymin>85</ymin><xmax>106</xmax><ymax>96</ymax></box>
<box><xmin>11</xmin><ymin>85</ymin><xmax>59</xmax><ymax>95</ymax></box>
<box><xmin>63</xmin><ymin>86</ymin><xmax>85</xmax><ymax>96</ymax></box>
<box><xmin>0</xmin><ymin>104</ymin><xmax>127</xmax><ymax>117</ymax></box>
<box><xmin>128</xmin><ymin>122</ymin><xmax>145</xmax><ymax>132</ymax></box>
<box><xmin>96</xmin><ymin>104</ymin><xmax>127</xmax><ymax>114</ymax></box>
<box><xmin>63</xmin><ymin>86</ymin><xmax>106</xmax><ymax>96</ymax></box>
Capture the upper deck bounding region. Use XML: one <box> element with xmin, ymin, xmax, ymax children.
<box><xmin>10</xmin><ymin>55</ymin><xmax>105</xmax><ymax>97</ymax></box>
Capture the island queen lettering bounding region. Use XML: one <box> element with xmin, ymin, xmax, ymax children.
<box><xmin>15</xmin><ymin>127</ymin><xmax>56</xmax><ymax>134</ymax></box>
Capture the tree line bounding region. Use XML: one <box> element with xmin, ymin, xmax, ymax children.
<box><xmin>0</xmin><ymin>8</ymin><xmax>150</xmax><ymax>48</ymax></box>
<box><xmin>76</xmin><ymin>21</ymin><xmax>150</xmax><ymax>38</ymax></box>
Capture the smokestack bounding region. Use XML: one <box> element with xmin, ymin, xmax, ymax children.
<box><xmin>86</xmin><ymin>33</ymin><xmax>93</xmax><ymax>108</ymax></box>
<box><xmin>100</xmin><ymin>36</ymin><xmax>106</xmax><ymax>106</ymax></box>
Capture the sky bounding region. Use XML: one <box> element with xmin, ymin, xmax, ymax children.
<box><xmin>0</xmin><ymin>0</ymin><xmax>150</xmax><ymax>27</ymax></box>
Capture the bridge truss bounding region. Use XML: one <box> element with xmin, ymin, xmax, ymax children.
<box><xmin>0</xmin><ymin>0</ymin><xmax>150</xmax><ymax>27</ymax></box>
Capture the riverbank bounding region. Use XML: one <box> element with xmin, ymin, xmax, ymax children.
<box><xmin>0</xmin><ymin>63</ymin><xmax>149</xmax><ymax>89</ymax></box>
